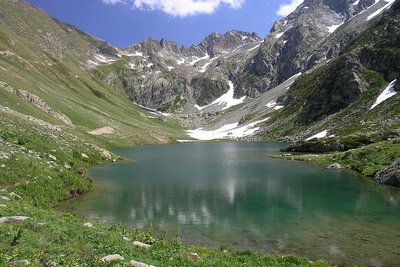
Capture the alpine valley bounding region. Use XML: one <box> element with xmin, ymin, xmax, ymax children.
<box><xmin>0</xmin><ymin>0</ymin><xmax>400</xmax><ymax>266</ymax></box>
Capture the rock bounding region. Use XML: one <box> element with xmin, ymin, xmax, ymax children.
<box><xmin>129</xmin><ymin>259</ymin><xmax>156</xmax><ymax>267</ymax></box>
<box><xmin>0</xmin><ymin>216</ymin><xmax>29</xmax><ymax>223</ymax></box>
<box><xmin>64</xmin><ymin>163</ymin><xmax>72</xmax><ymax>169</ymax></box>
<box><xmin>81</xmin><ymin>153</ymin><xmax>89</xmax><ymax>159</ymax></box>
<box><xmin>187</xmin><ymin>253</ymin><xmax>202</xmax><ymax>261</ymax></box>
<box><xmin>133</xmin><ymin>241</ymin><xmax>151</xmax><ymax>249</ymax></box>
<box><xmin>0</xmin><ymin>164</ymin><xmax>5</xmax><ymax>168</ymax></box>
<box><xmin>101</xmin><ymin>254</ymin><xmax>124</xmax><ymax>262</ymax></box>
<box><xmin>327</xmin><ymin>163</ymin><xmax>342</xmax><ymax>170</ymax></box>
<box><xmin>374</xmin><ymin>161</ymin><xmax>400</xmax><ymax>186</ymax></box>
<box><xmin>100</xmin><ymin>149</ymin><xmax>112</xmax><ymax>160</ymax></box>
<box><xmin>9</xmin><ymin>192</ymin><xmax>22</xmax><ymax>199</ymax></box>
<box><xmin>83</xmin><ymin>222</ymin><xmax>93</xmax><ymax>228</ymax></box>
<box><xmin>0</xmin><ymin>204</ymin><xmax>7</xmax><ymax>208</ymax></box>
<box><xmin>9</xmin><ymin>259</ymin><xmax>30</xmax><ymax>266</ymax></box>
<box><xmin>122</xmin><ymin>236</ymin><xmax>132</xmax><ymax>241</ymax></box>
<box><xmin>0</xmin><ymin>196</ymin><xmax>10</xmax><ymax>201</ymax></box>
<box><xmin>48</xmin><ymin>154</ymin><xmax>57</xmax><ymax>161</ymax></box>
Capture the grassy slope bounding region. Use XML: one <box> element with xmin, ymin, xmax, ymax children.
<box><xmin>0</xmin><ymin>1</ymin><xmax>330</xmax><ymax>266</ymax></box>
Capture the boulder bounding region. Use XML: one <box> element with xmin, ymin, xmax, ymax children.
<box><xmin>101</xmin><ymin>254</ymin><xmax>124</xmax><ymax>262</ymax></box>
<box><xmin>9</xmin><ymin>260</ymin><xmax>30</xmax><ymax>266</ymax></box>
<box><xmin>81</xmin><ymin>153</ymin><xmax>89</xmax><ymax>159</ymax></box>
<box><xmin>83</xmin><ymin>222</ymin><xmax>93</xmax><ymax>228</ymax></box>
<box><xmin>48</xmin><ymin>154</ymin><xmax>57</xmax><ymax>161</ymax></box>
<box><xmin>327</xmin><ymin>163</ymin><xmax>342</xmax><ymax>170</ymax></box>
<box><xmin>133</xmin><ymin>241</ymin><xmax>151</xmax><ymax>249</ymax></box>
<box><xmin>374</xmin><ymin>161</ymin><xmax>400</xmax><ymax>186</ymax></box>
<box><xmin>129</xmin><ymin>259</ymin><xmax>155</xmax><ymax>267</ymax></box>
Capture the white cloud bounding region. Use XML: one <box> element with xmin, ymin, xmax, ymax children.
<box><xmin>102</xmin><ymin>0</ymin><xmax>125</xmax><ymax>4</ymax></box>
<box><xmin>102</xmin><ymin>0</ymin><xmax>245</xmax><ymax>16</ymax></box>
<box><xmin>277</xmin><ymin>0</ymin><xmax>303</xmax><ymax>16</ymax></box>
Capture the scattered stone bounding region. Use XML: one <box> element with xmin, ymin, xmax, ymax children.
<box><xmin>133</xmin><ymin>241</ymin><xmax>151</xmax><ymax>249</ymax></box>
<box><xmin>48</xmin><ymin>154</ymin><xmax>57</xmax><ymax>161</ymax></box>
<box><xmin>327</xmin><ymin>163</ymin><xmax>342</xmax><ymax>170</ymax></box>
<box><xmin>83</xmin><ymin>222</ymin><xmax>93</xmax><ymax>228</ymax></box>
<box><xmin>0</xmin><ymin>204</ymin><xmax>7</xmax><ymax>208</ymax></box>
<box><xmin>187</xmin><ymin>253</ymin><xmax>202</xmax><ymax>261</ymax></box>
<box><xmin>1</xmin><ymin>164</ymin><xmax>5</xmax><ymax>168</ymax></box>
<box><xmin>101</xmin><ymin>254</ymin><xmax>124</xmax><ymax>262</ymax></box>
<box><xmin>81</xmin><ymin>153</ymin><xmax>89</xmax><ymax>159</ymax></box>
<box><xmin>0</xmin><ymin>196</ymin><xmax>10</xmax><ymax>201</ymax></box>
<box><xmin>100</xmin><ymin>149</ymin><xmax>112</xmax><ymax>160</ymax></box>
<box><xmin>129</xmin><ymin>259</ymin><xmax>155</xmax><ymax>267</ymax></box>
<box><xmin>374</xmin><ymin>161</ymin><xmax>400</xmax><ymax>186</ymax></box>
<box><xmin>64</xmin><ymin>163</ymin><xmax>72</xmax><ymax>169</ymax></box>
<box><xmin>9</xmin><ymin>192</ymin><xmax>22</xmax><ymax>199</ymax></box>
<box><xmin>122</xmin><ymin>236</ymin><xmax>132</xmax><ymax>241</ymax></box>
<box><xmin>9</xmin><ymin>259</ymin><xmax>30</xmax><ymax>266</ymax></box>
<box><xmin>0</xmin><ymin>216</ymin><xmax>29</xmax><ymax>223</ymax></box>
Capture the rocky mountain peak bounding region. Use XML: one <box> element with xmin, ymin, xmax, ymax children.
<box><xmin>199</xmin><ymin>30</ymin><xmax>261</xmax><ymax>57</ymax></box>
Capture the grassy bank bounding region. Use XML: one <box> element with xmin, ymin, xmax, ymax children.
<box><xmin>276</xmin><ymin>138</ymin><xmax>400</xmax><ymax>177</ymax></box>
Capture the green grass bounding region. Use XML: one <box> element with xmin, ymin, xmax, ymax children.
<box><xmin>277</xmin><ymin>138</ymin><xmax>400</xmax><ymax>176</ymax></box>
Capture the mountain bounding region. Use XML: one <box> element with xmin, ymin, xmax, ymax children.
<box><xmin>90</xmin><ymin>30</ymin><xmax>262</xmax><ymax>112</ymax></box>
<box><xmin>0</xmin><ymin>0</ymin><xmax>185</xmax><ymax>146</ymax></box>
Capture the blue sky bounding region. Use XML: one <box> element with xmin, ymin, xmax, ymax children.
<box><xmin>25</xmin><ymin>0</ymin><xmax>303</xmax><ymax>48</ymax></box>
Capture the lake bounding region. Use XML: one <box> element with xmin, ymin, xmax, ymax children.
<box><xmin>62</xmin><ymin>142</ymin><xmax>400</xmax><ymax>266</ymax></box>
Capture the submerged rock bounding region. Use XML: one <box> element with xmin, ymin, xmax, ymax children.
<box><xmin>374</xmin><ymin>161</ymin><xmax>400</xmax><ymax>186</ymax></box>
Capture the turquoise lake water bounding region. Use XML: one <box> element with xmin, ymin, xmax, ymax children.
<box><xmin>63</xmin><ymin>142</ymin><xmax>400</xmax><ymax>266</ymax></box>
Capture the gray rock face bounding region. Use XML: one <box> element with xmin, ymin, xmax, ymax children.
<box><xmin>374</xmin><ymin>161</ymin><xmax>400</xmax><ymax>186</ymax></box>
<box><xmin>117</xmin><ymin>30</ymin><xmax>261</xmax><ymax>111</ymax></box>
<box><xmin>239</xmin><ymin>0</ymin><xmax>379</xmax><ymax>96</ymax></box>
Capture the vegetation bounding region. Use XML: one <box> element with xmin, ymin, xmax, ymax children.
<box><xmin>277</xmin><ymin>138</ymin><xmax>400</xmax><ymax>176</ymax></box>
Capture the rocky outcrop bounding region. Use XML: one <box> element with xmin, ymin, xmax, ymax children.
<box><xmin>239</xmin><ymin>0</ymin><xmax>380</xmax><ymax>97</ymax></box>
<box><xmin>297</xmin><ymin>56</ymin><xmax>363</xmax><ymax>124</ymax></box>
<box><xmin>0</xmin><ymin>81</ymin><xmax>73</xmax><ymax>126</ymax></box>
<box><xmin>374</xmin><ymin>161</ymin><xmax>400</xmax><ymax>186</ymax></box>
<box><xmin>283</xmin><ymin>140</ymin><xmax>347</xmax><ymax>153</ymax></box>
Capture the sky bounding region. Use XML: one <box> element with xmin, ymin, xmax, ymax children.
<box><xmin>25</xmin><ymin>0</ymin><xmax>303</xmax><ymax>48</ymax></box>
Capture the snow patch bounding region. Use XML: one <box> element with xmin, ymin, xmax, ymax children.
<box><xmin>367</xmin><ymin>0</ymin><xmax>395</xmax><ymax>21</ymax></box>
<box><xmin>246</xmin><ymin>43</ymin><xmax>261</xmax><ymax>52</ymax></box>
<box><xmin>275</xmin><ymin>32</ymin><xmax>284</xmax><ymax>39</ymax></box>
<box><xmin>306</xmin><ymin>130</ymin><xmax>328</xmax><ymax>141</ymax></box>
<box><xmin>94</xmin><ymin>54</ymin><xmax>117</xmax><ymax>63</ymax></box>
<box><xmin>146</xmin><ymin>63</ymin><xmax>154</xmax><ymax>68</ymax></box>
<box><xmin>327</xmin><ymin>22</ymin><xmax>344</xmax><ymax>33</ymax></box>
<box><xmin>241</xmin><ymin>36</ymin><xmax>249</xmax><ymax>40</ymax></box>
<box><xmin>274</xmin><ymin>105</ymin><xmax>284</xmax><ymax>110</ymax></box>
<box><xmin>176</xmin><ymin>58</ymin><xmax>185</xmax><ymax>65</ymax></box>
<box><xmin>195</xmin><ymin>81</ymin><xmax>246</xmax><ymax>111</ymax></box>
<box><xmin>134</xmin><ymin>102</ymin><xmax>171</xmax><ymax>117</ymax></box>
<box><xmin>187</xmin><ymin>118</ymin><xmax>269</xmax><ymax>140</ymax></box>
<box><xmin>128</xmin><ymin>63</ymin><xmax>135</xmax><ymax>69</ymax></box>
<box><xmin>266</xmin><ymin>100</ymin><xmax>277</xmax><ymax>108</ymax></box>
<box><xmin>370</xmin><ymin>79</ymin><xmax>397</xmax><ymax>110</ymax></box>
<box><xmin>127</xmin><ymin>51</ymin><xmax>144</xmax><ymax>57</ymax></box>
<box><xmin>189</xmin><ymin>53</ymin><xmax>210</xmax><ymax>66</ymax></box>
<box><xmin>352</xmin><ymin>0</ymin><xmax>360</xmax><ymax>6</ymax></box>
<box><xmin>167</xmin><ymin>66</ymin><xmax>174</xmax><ymax>71</ymax></box>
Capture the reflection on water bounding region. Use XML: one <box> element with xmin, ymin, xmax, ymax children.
<box><xmin>61</xmin><ymin>142</ymin><xmax>400</xmax><ymax>266</ymax></box>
